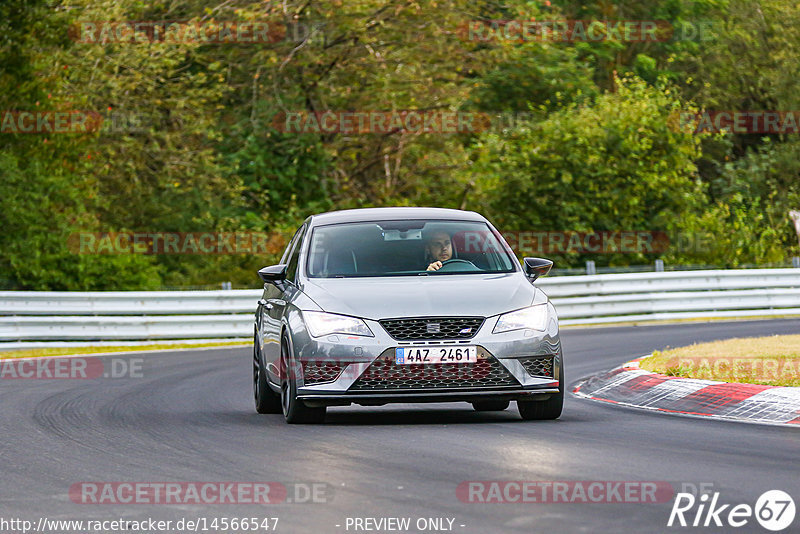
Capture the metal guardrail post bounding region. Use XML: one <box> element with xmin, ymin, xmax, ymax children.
<box><xmin>793</xmin><ymin>257</ymin><xmax>800</xmax><ymax>268</ymax></box>
<box><xmin>585</xmin><ymin>260</ymin><xmax>596</xmax><ymax>275</ymax></box>
<box><xmin>654</xmin><ymin>259</ymin><xmax>664</xmax><ymax>272</ymax></box>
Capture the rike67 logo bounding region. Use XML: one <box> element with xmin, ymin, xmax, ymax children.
<box><xmin>668</xmin><ymin>489</ymin><xmax>795</xmax><ymax>531</ymax></box>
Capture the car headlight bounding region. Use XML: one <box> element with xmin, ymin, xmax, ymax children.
<box><xmin>303</xmin><ymin>311</ymin><xmax>374</xmax><ymax>338</ymax></box>
<box><xmin>493</xmin><ymin>304</ymin><xmax>548</xmax><ymax>333</ymax></box>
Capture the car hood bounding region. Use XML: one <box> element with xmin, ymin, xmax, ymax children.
<box><xmin>302</xmin><ymin>273</ymin><xmax>542</xmax><ymax>319</ymax></box>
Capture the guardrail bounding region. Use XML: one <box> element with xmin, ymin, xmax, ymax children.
<box><xmin>546</xmin><ymin>269</ymin><xmax>800</xmax><ymax>325</ymax></box>
<box><xmin>1</xmin><ymin>268</ymin><xmax>799</xmax><ymax>342</ymax></box>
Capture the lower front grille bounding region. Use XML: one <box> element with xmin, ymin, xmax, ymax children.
<box><xmin>349</xmin><ymin>351</ymin><xmax>519</xmax><ymax>391</ymax></box>
<box><xmin>519</xmin><ymin>356</ymin><xmax>554</xmax><ymax>378</ymax></box>
<box><xmin>302</xmin><ymin>361</ymin><xmax>345</xmax><ymax>385</ymax></box>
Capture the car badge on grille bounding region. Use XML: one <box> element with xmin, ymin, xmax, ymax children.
<box><xmin>426</xmin><ymin>323</ymin><xmax>441</xmax><ymax>333</ymax></box>
<box><xmin>459</xmin><ymin>328</ymin><xmax>472</xmax><ymax>334</ymax></box>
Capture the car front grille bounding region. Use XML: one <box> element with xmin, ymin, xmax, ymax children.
<box><xmin>519</xmin><ymin>356</ymin><xmax>554</xmax><ymax>378</ymax></box>
<box><xmin>379</xmin><ymin>317</ymin><xmax>484</xmax><ymax>340</ymax></box>
<box><xmin>349</xmin><ymin>352</ymin><xmax>519</xmax><ymax>391</ymax></box>
<box><xmin>302</xmin><ymin>361</ymin><xmax>345</xmax><ymax>385</ymax></box>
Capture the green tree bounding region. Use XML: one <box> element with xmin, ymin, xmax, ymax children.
<box><xmin>467</xmin><ymin>76</ymin><xmax>705</xmax><ymax>266</ymax></box>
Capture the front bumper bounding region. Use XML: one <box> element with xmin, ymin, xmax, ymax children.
<box><xmin>289</xmin><ymin>308</ymin><xmax>562</xmax><ymax>406</ymax></box>
<box><xmin>299</xmin><ymin>387</ymin><xmax>561</xmax><ymax>407</ymax></box>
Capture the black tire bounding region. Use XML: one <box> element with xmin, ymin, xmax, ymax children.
<box><xmin>280</xmin><ymin>334</ymin><xmax>326</xmax><ymax>424</ymax></box>
<box><xmin>518</xmin><ymin>357</ymin><xmax>564</xmax><ymax>421</ymax></box>
<box><xmin>254</xmin><ymin>335</ymin><xmax>281</xmax><ymax>414</ymax></box>
<box><xmin>471</xmin><ymin>400</ymin><xmax>510</xmax><ymax>412</ymax></box>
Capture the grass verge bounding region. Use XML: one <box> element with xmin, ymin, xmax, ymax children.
<box><xmin>640</xmin><ymin>334</ymin><xmax>800</xmax><ymax>387</ymax></box>
<box><xmin>0</xmin><ymin>341</ymin><xmax>250</xmax><ymax>360</ymax></box>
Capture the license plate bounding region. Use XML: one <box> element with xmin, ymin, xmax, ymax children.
<box><xmin>395</xmin><ymin>346</ymin><xmax>478</xmax><ymax>365</ymax></box>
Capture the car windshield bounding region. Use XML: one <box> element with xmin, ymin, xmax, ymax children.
<box><xmin>307</xmin><ymin>220</ymin><xmax>516</xmax><ymax>278</ymax></box>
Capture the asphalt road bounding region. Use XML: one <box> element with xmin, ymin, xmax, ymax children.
<box><xmin>1</xmin><ymin>319</ymin><xmax>799</xmax><ymax>533</ymax></box>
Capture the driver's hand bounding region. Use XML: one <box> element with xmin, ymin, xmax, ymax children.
<box><xmin>427</xmin><ymin>261</ymin><xmax>442</xmax><ymax>271</ymax></box>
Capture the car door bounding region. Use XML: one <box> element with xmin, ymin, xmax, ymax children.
<box><xmin>261</xmin><ymin>224</ymin><xmax>306</xmax><ymax>385</ymax></box>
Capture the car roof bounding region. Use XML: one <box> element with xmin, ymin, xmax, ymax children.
<box><xmin>308</xmin><ymin>207</ymin><xmax>486</xmax><ymax>226</ymax></box>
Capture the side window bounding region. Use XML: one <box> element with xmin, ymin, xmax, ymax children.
<box><xmin>279</xmin><ymin>226</ymin><xmax>303</xmax><ymax>265</ymax></box>
<box><xmin>284</xmin><ymin>225</ymin><xmax>307</xmax><ymax>283</ymax></box>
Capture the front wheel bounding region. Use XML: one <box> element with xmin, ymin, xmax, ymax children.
<box><xmin>280</xmin><ymin>335</ymin><xmax>326</xmax><ymax>424</ymax></box>
<box><xmin>254</xmin><ymin>335</ymin><xmax>281</xmax><ymax>414</ymax></box>
<box><xmin>518</xmin><ymin>358</ymin><xmax>563</xmax><ymax>421</ymax></box>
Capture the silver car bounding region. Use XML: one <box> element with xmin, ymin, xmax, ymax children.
<box><xmin>253</xmin><ymin>207</ymin><xmax>563</xmax><ymax>423</ymax></box>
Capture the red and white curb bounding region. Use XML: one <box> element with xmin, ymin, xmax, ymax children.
<box><xmin>572</xmin><ymin>357</ymin><xmax>800</xmax><ymax>426</ymax></box>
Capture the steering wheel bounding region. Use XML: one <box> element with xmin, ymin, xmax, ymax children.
<box><xmin>434</xmin><ymin>258</ymin><xmax>480</xmax><ymax>273</ymax></box>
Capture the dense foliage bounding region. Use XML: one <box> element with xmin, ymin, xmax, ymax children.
<box><xmin>1</xmin><ymin>0</ymin><xmax>798</xmax><ymax>289</ymax></box>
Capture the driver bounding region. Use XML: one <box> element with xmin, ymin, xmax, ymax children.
<box><xmin>425</xmin><ymin>230</ymin><xmax>453</xmax><ymax>271</ymax></box>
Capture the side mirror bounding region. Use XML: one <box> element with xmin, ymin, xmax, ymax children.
<box><xmin>523</xmin><ymin>257</ymin><xmax>553</xmax><ymax>281</ymax></box>
<box><xmin>258</xmin><ymin>264</ymin><xmax>287</xmax><ymax>283</ymax></box>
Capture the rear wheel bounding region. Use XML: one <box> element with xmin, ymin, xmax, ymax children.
<box><xmin>471</xmin><ymin>400</ymin><xmax>510</xmax><ymax>412</ymax></box>
<box><xmin>280</xmin><ymin>334</ymin><xmax>326</xmax><ymax>424</ymax></box>
<box><xmin>254</xmin><ymin>335</ymin><xmax>281</xmax><ymax>414</ymax></box>
<box><xmin>518</xmin><ymin>357</ymin><xmax>564</xmax><ymax>421</ymax></box>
